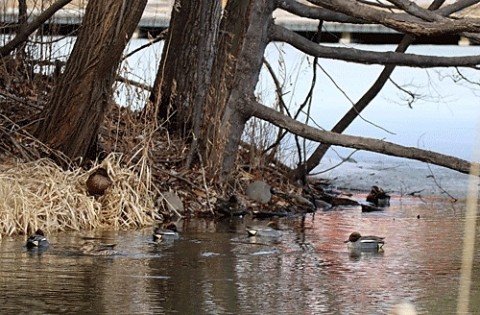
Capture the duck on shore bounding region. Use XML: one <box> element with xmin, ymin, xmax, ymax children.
<box><xmin>26</xmin><ymin>229</ymin><xmax>49</xmax><ymax>249</ymax></box>
<box><xmin>86</xmin><ymin>167</ymin><xmax>112</xmax><ymax>196</ymax></box>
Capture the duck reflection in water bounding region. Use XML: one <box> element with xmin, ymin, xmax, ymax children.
<box><xmin>81</xmin><ymin>241</ymin><xmax>117</xmax><ymax>256</ymax></box>
<box><xmin>246</xmin><ymin>221</ymin><xmax>282</xmax><ymax>238</ymax></box>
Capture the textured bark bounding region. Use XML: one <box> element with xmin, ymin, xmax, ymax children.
<box><xmin>149</xmin><ymin>0</ymin><xmax>221</xmax><ymax>138</ymax></box>
<box><xmin>198</xmin><ymin>0</ymin><xmax>253</xmax><ymax>174</ymax></box>
<box><xmin>35</xmin><ymin>0</ymin><xmax>147</xmax><ymax>160</ymax></box>
<box><xmin>220</xmin><ymin>0</ymin><xmax>276</xmax><ymax>176</ymax></box>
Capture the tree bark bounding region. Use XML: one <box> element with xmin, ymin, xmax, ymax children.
<box><xmin>198</xmin><ymin>0</ymin><xmax>254</xmax><ymax>174</ymax></box>
<box><xmin>35</xmin><ymin>0</ymin><xmax>147</xmax><ymax>161</ymax></box>
<box><xmin>220</xmin><ymin>0</ymin><xmax>276</xmax><ymax>177</ymax></box>
<box><xmin>149</xmin><ymin>0</ymin><xmax>221</xmax><ymax>139</ymax></box>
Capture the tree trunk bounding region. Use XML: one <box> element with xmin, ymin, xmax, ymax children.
<box><xmin>35</xmin><ymin>0</ymin><xmax>147</xmax><ymax>161</ymax></box>
<box><xmin>219</xmin><ymin>0</ymin><xmax>276</xmax><ymax>177</ymax></box>
<box><xmin>149</xmin><ymin>0</ymin><xmax>221</xmax><ymax>140</ymax></box>
<box><xmin>198</xmin><ymin>0</ymin><xmax>254</xmax><ymax>175</ymax></box>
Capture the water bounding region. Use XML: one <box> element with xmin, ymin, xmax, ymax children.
<box><xmin>1</xmin><ymin>197</ymin><xmax>479</xmax><ymax>314</ymax></box>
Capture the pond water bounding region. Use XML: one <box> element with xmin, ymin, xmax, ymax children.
<box><xmin>1</xmin><ymin>196</ymin><xmax>479</xmax><ymax>314</ymax></box>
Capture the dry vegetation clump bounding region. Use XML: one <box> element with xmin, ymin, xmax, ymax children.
<box><xmin>0</xmin><ymin>154</ymin><xmax>159</xmax><ymax>239</ymax></box>
<box><xmin>0</xmin><ymin>59</ymin><xmax>326</xmax><ymax>238</ymax></box>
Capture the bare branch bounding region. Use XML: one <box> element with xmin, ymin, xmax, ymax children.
<box><xmin>309</xmin><ymin>0</ymin><xmax>480</xmax><ymax>36</ymax></box>
<box><xmin>385</xmin><ymin>0</ymin><xmax>445</xmax><ymax>22</ymax></box>
<box><xmin>277</xmin><ymin>0</ymin><xmax>366</xmax><ymax>23</ymax></box>
<box><xmin>436</xmin><ymin>0</ymin><xmax>480</xmax><ymax>16</ymax></box>
<box><xmin>269</xmin><ymin>24</ymin><xmax>480</xmax><ymax>68</ymax></box>
<box><xmin>0</xmin><ymin>0</ymin><xmax>74</xmax><ymax>58</ymax></box>
<box><xmin>241</xmin><ymin>100</ymin><xmax>475</xmax><ymax>176</ymax></box>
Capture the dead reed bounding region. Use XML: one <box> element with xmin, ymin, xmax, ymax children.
<box><xmin>0</xmin><ymin>153</ymin><xmax>159</xmax><ymax>239</ymax></box>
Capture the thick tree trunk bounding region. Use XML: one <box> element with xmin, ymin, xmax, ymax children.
<box><xmin>35</xmin><ymin>0</ymin><xmax>146</xmax><ymax>161</ymax></box>
<box><xmin>220</xmin><ymin>0</ymin><xmax>276</xmax><ymax>177</ymax></box>
<box><xmin>149</xmin><ymin>0</ymin><xmax>221</xmax><ymax>139</ymax></box>
<box><xmin>198</xmin><ymin>0</ymin><xmax>255</xmax><ymax>174</ymax></box>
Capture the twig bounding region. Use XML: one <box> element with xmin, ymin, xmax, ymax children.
<box><xmin>426</xmin><ymin>163</ymin><xmax>458</xmax><ymax>202</ymax></box>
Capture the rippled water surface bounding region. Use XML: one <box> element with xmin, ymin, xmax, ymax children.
<box><xmin>1</xmin><ymin>196</ymin><xmax>479</xmax><ymax>314</ymax></box>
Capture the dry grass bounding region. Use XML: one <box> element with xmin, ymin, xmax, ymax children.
<box><xmin>0</xmin><ymin>153</ymin><xmax>159</xmax><ymax>239</ymax></box>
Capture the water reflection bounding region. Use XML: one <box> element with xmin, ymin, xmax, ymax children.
<box><xmin>0</xmin><ymin>197</ymin><xmax>479</xmax><ymax>314</ymax></box>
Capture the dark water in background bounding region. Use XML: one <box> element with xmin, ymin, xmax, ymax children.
<box><xmin>1</xmin><ymin>196</ymin><xmax>479</xmax><ymax>315</ymax></box>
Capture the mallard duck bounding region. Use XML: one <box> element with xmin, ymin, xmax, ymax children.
<box><xmin>86</xmin><ymin>167</ymin><xmax>112</xmax><ymax>196</ymax></box>
<box><xmin>153</xmin><ymin>223</ymin><xmax>179</xmax><ymax>242</ymax></box>
<box><xmin>26</xmin><ymin>229</ymin><xmax>49</xmax><ymax>249</ymax></box>
<box><xmin>344</xmin><ymin>232</ymin><xmax>385</xmax><ymax>251</ymax></box>
<box><xmin>80</xmin><ymin>241</ymin><xmax>117</xmax><ymax>256</ymax></box>
<box><xmin>246</xmin><ymin>221</ymin><xmax>282</xmax><ymax>238</ymax></box>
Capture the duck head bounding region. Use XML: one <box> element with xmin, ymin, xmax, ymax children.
<box><xmin>344</xmin><ymin>232</ymin><xmax>362</xmax><ymax>243</ymax></box>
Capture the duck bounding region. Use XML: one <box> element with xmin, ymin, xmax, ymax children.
<box><xmin>366</xmin><ymin>185</ymin><xmax>390</xmax><ymax>207</ymax></box>
<box><xmin>86</xmin><ymin>167</ymin><xmax>112</xmax><ymax>196</ymax></box>
<box><xmin>246</xmin><ymin>221</ymin><xmax>282</xmax><ymax>238</ymax></box>
<box><xmin>26</xmin><ymin>229</ymin><xmax>49</xmax><ymax>249</ymax></box>
<box><xmin>344</xmin><ymin>232</ymin><xmax>385</xmax><ymax>251</ymax></box>
<box><xmin>153</xmin><ymin>222</ymin><xmax>180</xmax><ymax>242</ymax></box>
<box><xmin>80</xmin><ymin>241</ymin><xmax>117</xmax><ymax>256</ymax></box>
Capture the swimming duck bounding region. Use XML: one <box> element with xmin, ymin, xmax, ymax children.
<box><xmin>366</xmin><ymin>185</ymin><xmax>390</xmax><ymax>207</ymax></box>
<box><xmin>153</xmin><ymin>223</ymin><xmax>180</xmax><ymax>242</ymax></box>
<box><xmin>81</xmin><ymin>241</ymin><xmax>117</xmax><ymax>256</ymax></box>
<box><xmin>26</xmin><ymin>229</ymin><xmax>49</xmax><ymax>249</ymax></box>
<box><xmin>344</xmin><ymin>232</ymin><xmax>385</xmax><ymax>251</ymax></box>
<box><xmin>246</xmin><ymin>221</ymin><xmax>282</xmax><ymax>238</ymax></box>
<box><xmin>86</xmin><ymin>167</ymin><xmax>112</xmax><ymax>196</ymax></box>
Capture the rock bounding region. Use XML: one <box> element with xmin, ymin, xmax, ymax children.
<box><xmin>246</xmin><ymin>180</ymin><xmax>272</xmax><ymax>204</ymax></box>
<box><xmin>361</xmin><ymin>203</ymin><xmax>384</xmax><ymax>212</ymax></box>
<box><xmin>313</xmin><ymin>199</ymin><xmax>333</xmax><ymax>210</ymax></box>
<box><xmin>159</xmin><ymin>191</ymin><xmax>184</xmax><ymax>215</ymax></box>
